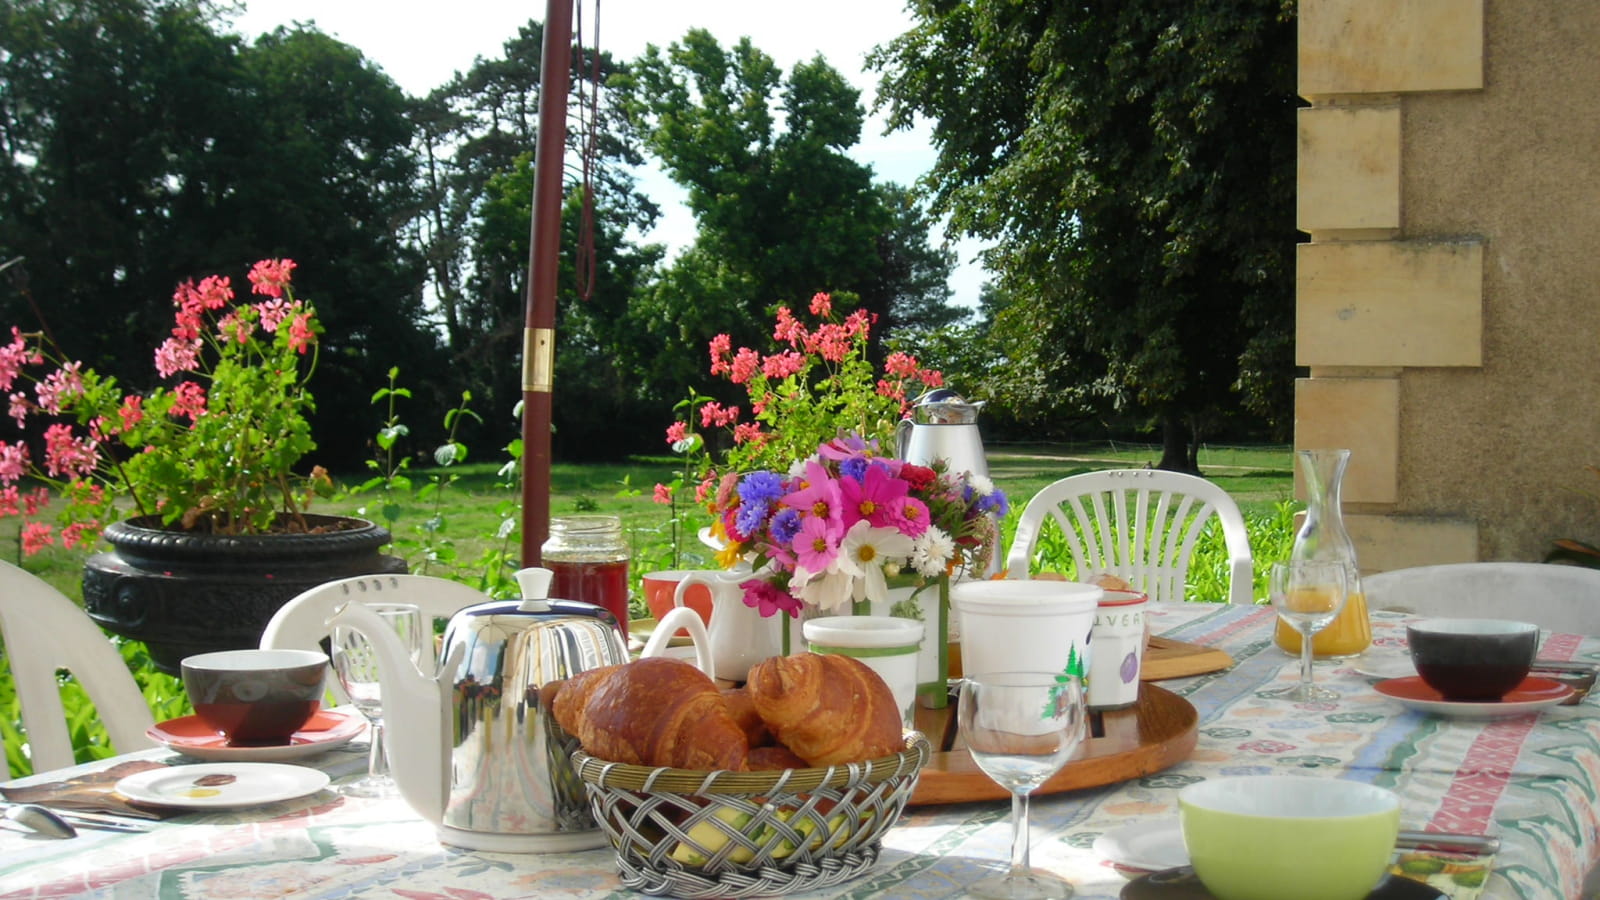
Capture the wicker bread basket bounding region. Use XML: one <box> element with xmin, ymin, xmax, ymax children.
<box><xmin>572</xmin><ymin>732</ymin><xmax>932</xmax><ymax>898</ymax></box>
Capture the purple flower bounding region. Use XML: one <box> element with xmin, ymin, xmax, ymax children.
<box><xmin>838</xmin><ymin>455</ymin><xmax>869</xmax><ymax>482</ymax></box>
<box><xmin>738</xmin><ymin>470</ymin><xmax>786</xmax><ymax>505</ymax></box>
<box><xmin>735</xmin><ymin>499</ymin><xmax>770</xmax><ymax>539</ymax></box>
<box><xmin>770</xmin><ymin>507</ymin><xmax>803</xmax><ymax>545</ymax></box>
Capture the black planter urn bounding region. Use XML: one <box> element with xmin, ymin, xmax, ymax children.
<box><xmin>82</xmin><ymin>514</ymin><xmax>408</xmax><ymax>674</ymax></box>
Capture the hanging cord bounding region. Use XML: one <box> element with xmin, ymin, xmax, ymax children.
<box><xmin>572</xmin><ymin>0</ymin><xmax>602</xmax><ymax>302</ymax></box>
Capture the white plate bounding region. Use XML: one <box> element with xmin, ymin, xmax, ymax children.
<box><xmin>1352</xmin><ymin>654</ymin><xmax>1417</xmax><ymax>681</ymax></box>
<box><xmin>1093</xmin><ymin>820</ymin><xmax>1188</xmax><ymax>876</ymax></box>
<box><xmin>115</xmin><ymin>763</ymin><xmax>330</xmax><ymax>809</ymax></box>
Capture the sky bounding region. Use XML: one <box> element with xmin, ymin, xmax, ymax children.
<box><xmin>226</xmin><ymin>0</ymin><xmax>989</xmax><ymax>307</ymax></box>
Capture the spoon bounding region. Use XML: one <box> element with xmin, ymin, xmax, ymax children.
<box><xmin>2</xmin><ymin>804</ymin><xmax>77</xmax><ymax>839</ymax></box>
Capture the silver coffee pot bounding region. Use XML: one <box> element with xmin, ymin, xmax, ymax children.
<box><xmin>325</xmin><ymin>567</ymin><xmax>707</xmax><ymax>853</ymax></box>
<box><xmin>896</xmin><ymin>387</ymin><xmax>990</xmax><ymax>480</ymax></box>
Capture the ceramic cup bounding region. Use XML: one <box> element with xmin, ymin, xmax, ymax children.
<box><xmin>804</xmin><ymin>615</ymin><xmax>924</xmax><ymax>730</ymax></box>
<box><xmin>1088</xmin><ymin>589</ymin><xmax>1148</xmax><ymax>709</ymax></box>
<box><xmin>1179</xmin><ymin>775</ymin><xmax>1400</xmax><ymax>900</ymax></box>
<box><xmin>1406</xmin><ymin>617</ymin><xmax>1538</xmax><ymax>701</ymax></box>
<box><xmin>951</xmin><ymin>579</ymin><xmax>1100</xmax><ymax>682</ymax></box>
<box><xmin>640</xmin><ymin>570</ymin><xmax>714</xmax><ymax>626</ymax></box>
<box><xmin>181</xmin><ymin>648</ymin><xmax>327</xmax><ymax>744</ymax></box>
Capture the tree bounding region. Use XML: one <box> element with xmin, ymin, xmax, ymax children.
<box><xmin>616</xmin><ymin>29</ymin><xmax>960</xmax><ymax>432</ymax></box>
<box><xmin>871</xmin><ymin>1</ymin><xmax>1298</xmax><ymax>470</ymax></box>
<box><xmin>0</xmin><ymin>0</ymin><xmax>435</xmax><ymax>469</ymax></box>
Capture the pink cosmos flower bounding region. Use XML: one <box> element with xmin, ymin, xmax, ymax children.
<box><xmin>247</xmin><ymin>259</ymin><xmax>295</xmax><ymax>298</ymax></box>
<box><xmin>781</xmin><ymin>461</ymin><xmax>846</xmax><ymax>533</ymax></box>
<box><xmin>652</xmin><ymin>483</ymin><xmax>672</xmax><ymax>504</ymax></box>
<box><xmin>838</xmin><ymin>463</ymin><xmax>909</xmax><ymax>529</ymax></box>
<box><xmin>792</xmin><ymin>515</ymin><xmax>842</xmax><ymax>575</ymax></box>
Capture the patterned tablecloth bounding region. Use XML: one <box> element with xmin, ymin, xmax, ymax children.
<box><xmin>2</xmin><ymin>602</ymin><xmax>1598</xmax><ymax>899</ymax></box>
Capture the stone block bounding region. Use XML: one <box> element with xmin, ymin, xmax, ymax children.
<box><xmin>1295</xmin><ymin>377</ymin><xmax>1399</xmax><ymax>504</ymax></box>
<box><xmin>1297</xmin><ymin>105</ymin><xmax>1400</xmax><ymax>232</ymax></box>
<box><xmin>1347</xmin><ymin>514</ymin><xmax>1479</xmax><ymax>575</ymax></box>
<box><xmin>1297</xmin><ymin>240</ymin><xmax>1483</xmax><ymax>368</ymax></box>
<box><xmin>1300</xmin><ymin>0</ymin><xmax>1484</xmax><ymax>96</ymax></box>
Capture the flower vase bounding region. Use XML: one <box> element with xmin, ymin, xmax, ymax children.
<box><xmin>1273</xmin><ymin>448</ymin><xmax>1372</xmax><ymax>658</ymax></box>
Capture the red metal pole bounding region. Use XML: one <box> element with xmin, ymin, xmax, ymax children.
<box><xmin>521</xmin><ymin>0</ymin><xmax>574</xmax><ymax>566</ymax></box>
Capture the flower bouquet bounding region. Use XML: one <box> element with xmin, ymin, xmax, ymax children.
<box><xmin>706</xmin><ymin>430</ymin><xmax>1008</xmax><ymax>705</ymax></box>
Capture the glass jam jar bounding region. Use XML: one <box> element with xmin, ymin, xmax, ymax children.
<box><xmin>542</xmin><ymin>515</ymin><xmax>631</xmax><ymax>641</ymax></box>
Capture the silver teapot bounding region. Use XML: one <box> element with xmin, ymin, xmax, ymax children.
<box><xmin>326</xmin><ymin>567</ymin><xmax>707</xmax><ymax>853</ymax></box>
<box><xmin>896</xmin><ymin>387</ymin><xmax>990</xmax><ymax>480</ymax></box>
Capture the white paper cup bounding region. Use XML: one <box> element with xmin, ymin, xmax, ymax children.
<box><xmin>952</xmin><ymin>580</ymin><xmax>1101</xmax><ymax>683</ymax></box>
<box><xmin>804</xmin><ymin>615</ymin><xmax>924</xmax><ymax>729</ymax></box>
<box><xmin>1089</xmin><ymin>589</ymin><xmax>1148</xmax><ymax>709</ymax></box>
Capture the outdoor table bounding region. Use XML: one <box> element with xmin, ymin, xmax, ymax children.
<box><xmin>1</xmin><ymin>602</ymin><xmax>1597</xmax><ymax>899</ymax></box>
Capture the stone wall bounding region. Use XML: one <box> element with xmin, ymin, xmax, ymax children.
<box><xmin>1295</xmin><ymin>0</ymin><xmax>1600</xmax><ymax>572</ymax></box>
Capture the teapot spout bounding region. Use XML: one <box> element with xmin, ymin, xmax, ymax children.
<box><xmin>325</xmin><ymin>601</ymin><xmax>456</xmax><ymax>827</ymax></box>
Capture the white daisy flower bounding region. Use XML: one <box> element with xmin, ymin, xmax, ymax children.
<box><xmin>967</xmin><ymin>473</ymin><xmax>996</xmax><ymax>496</ymax></box>
<box><xmin>839</xmin><ymin>520</ymin><xmax>915</xmax><ymax>603</ymax></box>
<box><xmin>793</xmin><ymin>566</ymin><xmax>857</xmax><ymax>613</ymax></box>
<box><xmin>911</xmin><ymin>527</ymin><xmax>955</xmax><ymax>578</ymax></box>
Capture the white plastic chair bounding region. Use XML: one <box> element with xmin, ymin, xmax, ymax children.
<box><xmin>260</xmin><ymin>573</ymin><xmax>491</xmax><ymax>704</ymax></box>
<box><xmin>0</xmin><ymin>560</ymin><xmax>156</xmax><ymax>771</ymax></box>
<box><xmin>1005</xmin><ymin>469</ymin><xmax>1255</xmax><ymax>604</ymax></box>
<box><xmin>1364</xmin><ymin>562</ymin><xmax>1600</xmax><ymax>635</ymax></box>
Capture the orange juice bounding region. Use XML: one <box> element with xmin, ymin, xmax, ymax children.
<box><xmin>1274</xmin><ymin>590</ymin><xmax>1371</xmax><ymax>658</ymax></box>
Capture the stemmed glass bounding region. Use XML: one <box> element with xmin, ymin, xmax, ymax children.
<box><xmin>330</xmin><ymin>601</ymin><xmax>424</xmax><ymax>798</ymax></box>
<box><xmin>1268</xmin><ymin>560</ymin><xmax>1350</xmax><ymax>701</ymax></box>
<box><xmin>958</xmin><ymin>671</ymin><xmax>1087</xmax><ymax>900</ymax></box>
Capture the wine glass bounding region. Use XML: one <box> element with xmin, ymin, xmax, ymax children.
<box><xmin>958</xmin><ymin>671</ymin><xmax>1087</xmax><ymax>900</ymax></box>
<box><xmin>1267</xmin><ymin>560</ymin><xmax>1349</xmax><ymax>701</ymax></box>
<box><xmin>330</xmin><ymin>601</ymin><xmax>425</xmax><ymax>798</ymax></box>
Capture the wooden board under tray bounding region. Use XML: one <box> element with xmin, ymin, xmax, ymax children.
<box><xmin>1141</xmin><ymin>636</ymin><xmax>1235</xmax><ymax>681</ymax></box>
<box><xmin>908</xmin><ymin>683</ymin><xmax>1197</xmax><ymax>806</ymax></box>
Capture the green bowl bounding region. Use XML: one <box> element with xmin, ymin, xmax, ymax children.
<box><xmin>1179</xmin><ymin>775</ymin><xmax>1400</xmax><ymax>900</ymax></box>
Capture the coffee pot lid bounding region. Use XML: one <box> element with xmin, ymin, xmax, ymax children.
<box><xmin>910</xmin><ymin>387</ymin><xmax>984</xmax><ymax>425</ymax></box>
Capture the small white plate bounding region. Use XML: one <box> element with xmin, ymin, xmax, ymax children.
<box><xmin>1352</xmin><ymin>654</ymin><xmax>1417</xmax><ymax>681</ymax></box>
<box><xmin>115</xmin><ymin>763</ymin><xmax>330</xmax><ymax>809</ymax></box>
<box><xmin>1093</xmin><ymin>820</ymin><xmax>1188</xmax><ymax>876</ymax></box>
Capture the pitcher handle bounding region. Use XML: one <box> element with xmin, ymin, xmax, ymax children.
<box><xmin>640</xmin><ymin>606</ymin><xmax>712</xmax><ymax>675</ymax></box>
<box><xmin>671</xmin><ymin>571</ymin><xmax>719</xmax><ymax>611</ymax></box>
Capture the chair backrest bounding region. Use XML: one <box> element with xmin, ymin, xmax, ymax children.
<box><xmin>0</xmin><ymin>560</ymin><xmax>156</xmax><ymax>771</ymax></box>
<box><xmin>1005</xmin><ymin>469</ymin><xmax>1255</xmax><ymax>604</ymax></box>
<box><xmin>260</xmin><ymin>573</ymin><xmax>491</xmax><ymax>704</ymax></box>
<box><xmin>1364</xmin><ymin>562</ymin><xmax>1600</xmax><ymax>635</ymax></box>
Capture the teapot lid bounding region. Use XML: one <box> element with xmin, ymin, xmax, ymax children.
<box><xmin>910</xmin><ymin>388</ymin><xmax>984</xmax><ymax>425</ymax></box>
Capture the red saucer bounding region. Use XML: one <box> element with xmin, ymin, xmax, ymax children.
<box><xmin>1375</xmin><ymin>675</ymin><xmax>1574</xmax><ymax>718</ymax></box>
<box><xmin>147</xmin><ymin>709</ymin><xmax>366</xmax><ymax>761</ymax></box>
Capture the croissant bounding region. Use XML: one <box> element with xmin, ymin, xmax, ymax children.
<box><xmin>550</xmin><ymin>657</ymin><xmax>748</xmax><ymax>771</ymax></box>
<box><xmin>745</xmin><ymin>652</ymin><xmax>904</xmax><ymax>766</ymax></box>
<box><xmin>721</xmin><ymin>687</ymin><xmax>773</xmax><ymax>749</ymax></box>
<box><xmin>745</xmin><ymin>744</ymin><xmax>809</xmax><ymax>771</ymax></box>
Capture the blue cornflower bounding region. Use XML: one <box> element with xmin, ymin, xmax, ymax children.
<box><xmin>976</xmin><ymin>489</ymin><xmax>1010</xmax><ymax>518</ymax></box>
<box><xmin>769</xmin><ymin>507</ymin><xmax>803</xmax><ymax>545</ymax></box>
<box><xmin>735</xmin><ymin>499</ymin><xmax>771</xmax><ymax>539</ymax></box>
<box><xmin>738</xmin><ymin>471</ymin><xmax>786</xmax><ymax>506</ymax></box>
<box><xmin>838</xmin><ymin>456</ymin><xmax>869</xmax><ymax>482</ymax></box>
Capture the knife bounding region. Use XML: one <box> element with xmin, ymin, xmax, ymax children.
<box><xmin>1395</xmin><ymin>830</ymin><xmax>1499</xmax><ymax>855</ymax></box>
<box><xmin>49</xmin><ymin>810</ymin><xmax>153</xmax><ymax>833</ymax></box>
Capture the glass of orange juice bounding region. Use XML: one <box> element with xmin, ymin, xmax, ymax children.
<box><xmin>1267</xmin><ymin>561</ymin><xmax>1349</xmax><ymax>701</ymax></box>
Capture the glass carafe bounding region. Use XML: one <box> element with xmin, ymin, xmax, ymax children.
<box><xmin>1274</xmin><ymin>448</ymin><xmax>1371</xmax><ymax>658</ymax></box>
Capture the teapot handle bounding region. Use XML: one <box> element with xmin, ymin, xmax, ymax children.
<box><xmin>640</xmin><ymin>606</ymin><xmax>712</xmax><ymax>675</ymax></box>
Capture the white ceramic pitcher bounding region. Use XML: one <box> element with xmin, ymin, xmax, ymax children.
<box><xmin>673</xmin><ymin>568</ymin><xmax>782</xmax><ymax>681</ymax></box>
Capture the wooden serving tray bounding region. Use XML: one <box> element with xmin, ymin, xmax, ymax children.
<box><xmin>907</xmin><ymin>683</ymin><xmax>1197</xmax><ymax>806</ymax></box>
<box><xmin>1142</xmin><ymin>636</ymin><xmax>1234</xmax><ymax>681</ymax></box>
